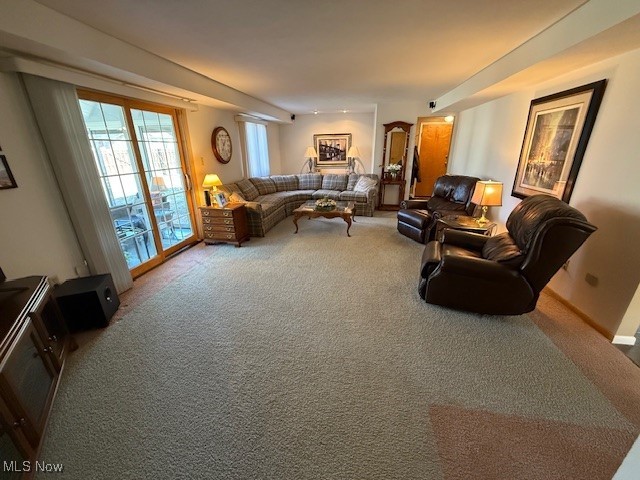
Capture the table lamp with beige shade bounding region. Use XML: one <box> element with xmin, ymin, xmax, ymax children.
<box><xmin>202</xmin><ymin>173</ymin><xmax>222</xmax><ymax>206</ymax></box>
<box><xmin>471</xmin><ymin>180</ymin><xmax>503</xmax><ymax>225</ymax></box>
<box><xmin>303</xmin><ymin>146</ymin><xmax>318</xmax><ymax>173</ymax></box>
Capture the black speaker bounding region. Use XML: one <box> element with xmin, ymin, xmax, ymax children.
<box><xmin>54</xmin><ymin>274</ymin><xmax>120</xmax><ymax>332</ymax></box>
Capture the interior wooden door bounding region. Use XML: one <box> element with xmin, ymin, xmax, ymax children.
<box><xmin>415</xmin><ymin>123</ymin><xmax>453</xmax><ymax>197</ymax></box>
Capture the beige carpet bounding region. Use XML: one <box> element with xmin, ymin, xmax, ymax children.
<box><xmin>37</xmin><ymin>213</ymin><xmax>640</xmax><ymax>479</ymax></box>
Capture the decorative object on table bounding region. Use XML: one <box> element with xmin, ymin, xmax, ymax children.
<box><xmin>213</xmin><ymin>191</ymin><xmax>227</xmax><ymax>208</ymax></box>
<box><xmin>313</xmin><ymin>133</ymin><xmax>352</xmax><ymax>167</ymax></box>
<box><xmin>471</xmin><ymin>180</ymin><xmax>503</xmax><ymax>225</ymax></box>
<box><xmin>293</xmin><ymin>200</ymin><xmax>355</xmax><ymax>237</ymax></box>
<box><xmin>386</xmin><ymin>163</ymin><xmax>402</xmax><ymax>180</ymax></box>
<box><xmin>512</xmin><ymin>79</ymin><xmax>607</xmax><ymax>202</ymax></box>
<box><xmin>347</xmin><ymin>146</ymin><xmax>360</xmax><ymax>174</ymax></box>
<box><xmin>0</xmin><ymin>148</ymin><xmax>17</xmax><ymax>189</ymax></box>
<box><xmin>202</xmin><ymin>173</ymin><xmax>222</xmax><ymax>206</ymax></box>
<box><xmin>303</xmin><ymin>146</ymin><xmax>318</xmax><ymax>173</ymax></box>
<box><xmin>315</xmin><ymin>197</ymin><xmax>337</xmax><ymax>211</ymax></box>
<box><xmin>211</xmin><ymin>126</ymin><xmax>232</xmax><ymax>164</ymax></box>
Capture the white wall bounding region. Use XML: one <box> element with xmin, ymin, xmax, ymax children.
<box><xmin>449</xmin><ymin>48</ymin><xmax>640</xmax><ymax>337</ymax></box>
<box><xmin>279</xmin><ymin>113</ymin><xmax>375</xmax><ymax>175</ymax></box>
<box><xmin>0</xmin><ymin>72</ymin><xmax>85</xmax><ymax>281</ymax></box>
<box><xmin>186</xmin><ymin>106</ymin><xmax>244</xmax><ymax>207</ymax></box>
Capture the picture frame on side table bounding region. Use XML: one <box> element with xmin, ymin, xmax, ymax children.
<box><xmin>213</xmin><ymin>192</ymin><xmax>227</xmax><ymax>208</ymax></box>
<box><xmin>313</xmin><ymin>133</ymin><xmax>352</xmax><ymax>167</ymax></box>
<box><xmin>512</xmin><ymin>80</ymin><xmax>607</xmax><ymax>203</ymax></box>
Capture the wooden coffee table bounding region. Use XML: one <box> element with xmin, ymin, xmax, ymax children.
<box><xmin>293</xmin><ymin>200</ymin><xmax>356</xmax><ymax>237</ymax></box>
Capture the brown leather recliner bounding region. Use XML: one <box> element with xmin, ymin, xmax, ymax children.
<box><xmin>397</xmin><ymin>175</ymin><xmax>480</xmax><ymax>243</ymax></box>
<box><xmin>419</xmin><ymin>194</ymin><xmax>597</xmax><ymax>315</ymax></box>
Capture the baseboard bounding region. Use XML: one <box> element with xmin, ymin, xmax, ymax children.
<box><xmin>542</xmin><ymin>287</ymin><xmax>614</xmax><ymax>341</ymax></box>
<box><xmin>612</xmin><ymin>335</ymin><xmax>637</xmax><ymax>346</ymax></box>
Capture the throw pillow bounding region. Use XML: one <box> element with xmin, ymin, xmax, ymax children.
<box><xmin>353</xmin><ymin>176</ymin><xmax>377</xmax><ymax>192</ymax></box>
<box><xmin>236</xmin><ymin>178</ymin><xmax>260</xmax><ymax>201</ymax></box>
<box><xmin>229</xmin><ymin>192</ymin><xmax>246</xmax><ymax>203</ymax></box>
<box><xmin>321</xmin><ymin>174</ymin><xmax>348</xmax><ymax>191</ymax></box>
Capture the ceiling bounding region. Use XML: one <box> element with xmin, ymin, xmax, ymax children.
<box><xmin>33</xmin><ymin>0</ymin><xmax>591</xmax><ymax>114</ymax></box>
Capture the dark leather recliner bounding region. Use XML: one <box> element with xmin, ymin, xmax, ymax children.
<box><xmin>419</xmin><ymin>194</ymin><xmax>597</xmax><ymax>315</ymax></box>
<box><xmin>397</xmin><ymin>175</ymin><xmax>480</xmax><ymax>243</ymax></box>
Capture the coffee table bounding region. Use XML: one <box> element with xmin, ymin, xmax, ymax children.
<box><xmin>292</xmin><ymin>200</ymin><xmax>356</xmax><ymax>237</ymax></box>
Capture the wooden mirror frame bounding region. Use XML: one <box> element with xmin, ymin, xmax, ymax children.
<box><xmin>381</xmin><ymin>121</ymin><xmax>413</xmax><ymax>181</ymax></box>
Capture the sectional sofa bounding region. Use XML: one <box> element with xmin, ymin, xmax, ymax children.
<box><xmin>219</xmin><ymin>173</ymin><xmax>379</xmax><ymax>237</ymax></box>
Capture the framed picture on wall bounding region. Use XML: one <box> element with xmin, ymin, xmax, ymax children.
<box><xmin>313</xmin><ymin>133</ymin><xmax>352</xmax><ymax>167</ymax></box>
<box><xmin>512</xmin><ymin>80</ymin><xmax>607</xmax><ymax>203</ymax></box>
<box><xmin>0</xmin><ymin>153</ymin><xmax>17</xmax><ymax>189</ymax></box>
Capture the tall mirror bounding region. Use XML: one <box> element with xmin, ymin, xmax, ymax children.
<box><xmin>381</xmin><ymin>121</ymin><xmax>413</xmax><ymax>181</ymax></box>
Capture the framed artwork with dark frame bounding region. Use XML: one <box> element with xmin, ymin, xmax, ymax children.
<box><xmin>512</xmin><ymin>79</ymin><xmax>607</xmax><ymax>203</ymax></box>
<box><xmin>313</xmin><ymin>133</ymin><xmax>352</xmax><ymax>167</ymax></box>
<box><xmin>0</xmin><ymin>148</ymin><xmax>17</xmax><ymax>189</ymax></box>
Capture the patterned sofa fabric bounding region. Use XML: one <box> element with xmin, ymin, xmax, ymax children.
<box><xmin>249</xmin><ymin>177</ymin><xmax>277</xmax><ymax>195</ymax></box>
<box><xmin>321</xmin><ymin>174</ymin><xmax>349</xmax><ymax>191</ymax></box>
<box><xmin>298</xmin><ymin>173</ymin><xmax>323</xmax><ymax>190</ymax></box>
<box><xmin>219</xmin><ymin>173</ymin><xmax>378</xmax><ymax>237</ymax></box>
<box><xmin>271</xmin><ymin>175</ymin><xmax>299</xmax><ymax>192</ymax></box>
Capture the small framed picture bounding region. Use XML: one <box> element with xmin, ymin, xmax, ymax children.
<box><xmin>213</xmin><ymin>192</ymin><xmax>227</xmax><ymax>208</ymax></box>
<box><xmin>0</xmin><ymin>154</ymin><xmax>18</xmax><ymax>189</ymax></box>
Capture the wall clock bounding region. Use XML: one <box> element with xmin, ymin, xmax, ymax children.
<box><xmin>211</xmin><ymin>126</ymin><xmax>232</xmax><ymax>164</ymax></box>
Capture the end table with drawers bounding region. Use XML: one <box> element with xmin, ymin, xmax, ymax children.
<box><xmin>435</xmin><ymin>215</ymin><xmax>497</xmax><ymax>241</ymax></box>
<box><xmin>199</xmin><ymin>203</ymin><xmax>250</xmax><ymax>247</ymax></box>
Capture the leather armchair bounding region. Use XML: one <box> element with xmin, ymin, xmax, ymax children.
<box><xmin>419</xmin><ymin>194</ymin><xmax>597</xmax><ymax>315</ymax></box>
<box><xmin>397</xmin><ymin>175</ymin><xmax>480</xmax><ymax>243</ymax></box>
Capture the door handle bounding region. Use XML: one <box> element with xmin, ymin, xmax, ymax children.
<box><xmin>184</xmin><ymin>172</ymin><xmax>192</xmax><ymax>191</ymax></box>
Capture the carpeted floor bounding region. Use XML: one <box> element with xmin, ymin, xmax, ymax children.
<box><xmin>37</xmin><ymin>213</ymin><xmax>640</xmax><ymax>479</ymax></box>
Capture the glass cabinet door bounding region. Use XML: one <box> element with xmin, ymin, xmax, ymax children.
<box><xmin>0</xmin><ymin>320</ymin><xmax>56</xmax><ymax>447</ymax></box>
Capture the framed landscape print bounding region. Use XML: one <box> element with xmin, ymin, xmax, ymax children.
<box><xmin>512</xmin><ymin>80</ymin><xmax>606</xmax><ymax>203</ymax></box>
<box><xmin>313</xmin><ymin>133</ymin><xmax>352</xmax><ymax>167</ymax></box>
<box><xmin>0</xmin><ymin>149</ymin><xmax>17</xmax><ymax>189</ymax></box>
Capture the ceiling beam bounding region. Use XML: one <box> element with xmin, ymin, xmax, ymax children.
<box><xmin>433</xmin><ymin>0</ymin><xmax>640</xmax><ymax>113</ymax></box>
<box><xmin>0</xmin><ymin>0</ymin><xmax>292</xmax><ymax>122</ymax></box>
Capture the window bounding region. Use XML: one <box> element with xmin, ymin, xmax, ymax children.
<box><xmin>245</xmin><ymin>122</ymin><xmax>270</xmax><ymax>177</ymax></box>
<box><xmin>78</xmin><ymin>91</ymin><xmax>197</xmax><ymax>277</ymax></box>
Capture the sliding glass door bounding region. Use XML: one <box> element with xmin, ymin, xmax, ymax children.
<box><xmin>78</xmin><ymin>91</ymin><xmax>196</xmax><ymax>277</ymax></box>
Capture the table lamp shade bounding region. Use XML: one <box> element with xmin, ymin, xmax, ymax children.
<box><xmin>471</xmin><ymin>180</ymin><xmax>503</xmax><ymax>206</ymax></box>
<box><xmin>304</xmin><ymin>146</ymin><xmax>318</xmax><ymax>158</ymax></box>
<box><xmin>347</xmin><ymin>146</ymin><xmax>360</xmax><ymax>158</ymax></box>
<box><xmin>202</xmin><ymin>174</ymin><xmax>222</xmax><ymax>191</ymax></box>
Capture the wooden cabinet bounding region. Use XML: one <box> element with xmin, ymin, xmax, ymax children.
<box><xmin>0</xmin><ymin>276</ymin><xmax>74</xmax><ymax>477</ymax></box>
<box><xmin>199</xmin><ymin>203</ymin><xmax>249</xmax><ymax>247</ymax></box>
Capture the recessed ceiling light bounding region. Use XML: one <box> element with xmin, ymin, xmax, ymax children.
<box><xmin>444</xmin><ymin>115</ymin><xmax>455</xmax><ymax>123</ymax></box>
<box><xmin>313</xmin><ymin>110</ymin><xmax>318</xmax><ymax>115</ymax></box>
<box><xmin>342</xmin><ymin>109</ymin><xmax>348</xmax><ymax>114</ymax></box>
